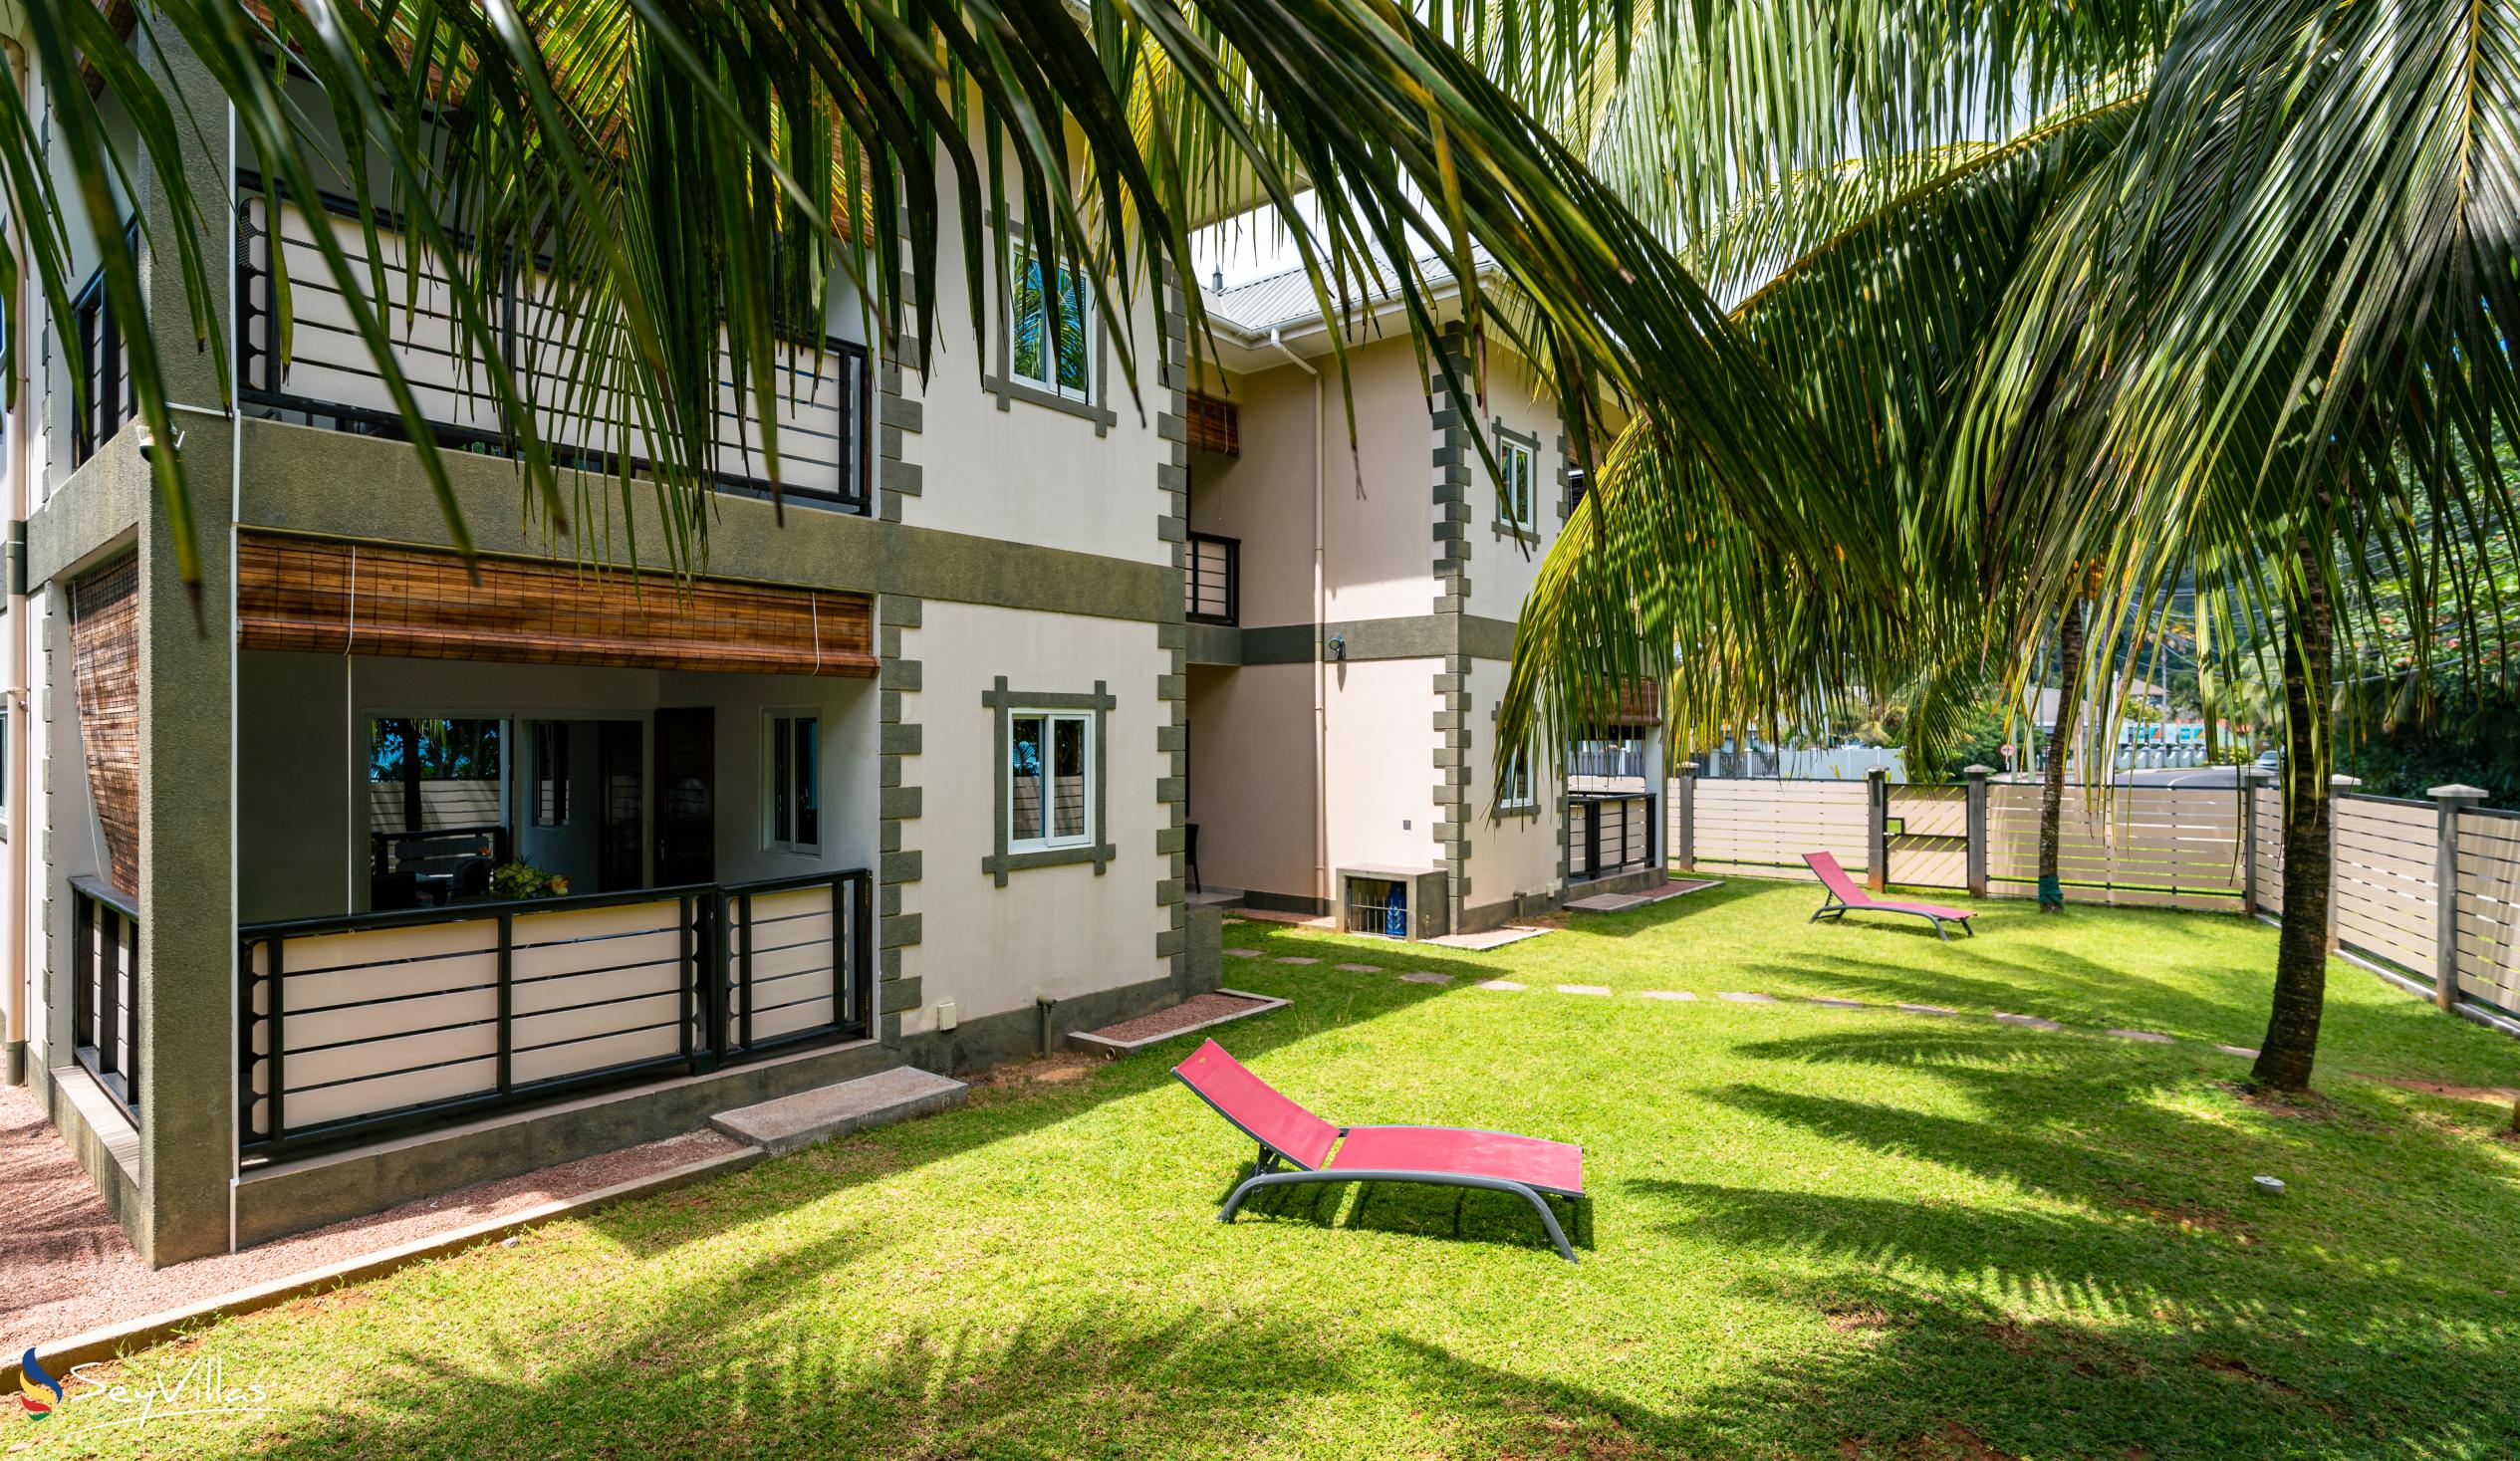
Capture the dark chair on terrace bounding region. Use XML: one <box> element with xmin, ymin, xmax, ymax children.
<box><xmin>1802</xmin><ymin>850</ymin><xmax>1976</xmax><ymax>939</ymax></box>
<box><xmin>1173</xmin><ymin>1039</ymin><xmax>1586</xmax><ymax>1262</ymax></box>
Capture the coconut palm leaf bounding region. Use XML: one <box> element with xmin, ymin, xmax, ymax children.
<box><xmin>7</xmin><ymin>0</ymin><xmax>1865</xmax><ymax>599</ymax></box>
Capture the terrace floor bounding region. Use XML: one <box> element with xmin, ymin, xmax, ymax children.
<box><xmin>17</xmin><ymin>878</ymin><xmax>2520</xmax><ymax>1458</ymax></box>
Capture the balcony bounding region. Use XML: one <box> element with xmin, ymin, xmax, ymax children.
<box><xmin>235</xmin><ymin>174</ymin><xmax>872</xmax><ymax>513</ymax></box>
<box><xmin>69</xmin><ymin>225</ymin><xmax>140</xmax><ymax>470</ymax></box>
<box><xmin>1187</xmin><ymin>531</ymin><xmax>1240</xmax><ymax>625</ymax></box>
<box><xmin>71</xmin><ymin>877</ymin><xmax>140</xmax><ymax>1128</ymax></box>
<box><xmin>238</xmin><ymin>869</ymin><xmax>874</xmax><ymax>1162</ymax></box>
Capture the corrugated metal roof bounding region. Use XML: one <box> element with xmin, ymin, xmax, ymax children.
<box><xmin>1199</xmin><ymin>247</ymin><xmax>1490</xmax><ymax>335</ymax></box>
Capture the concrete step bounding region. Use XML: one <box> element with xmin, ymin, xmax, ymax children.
<box><xmin>709</xmin><ymin>1065</ymin><xmax>968</xmax><ymax>1157</ymax></box>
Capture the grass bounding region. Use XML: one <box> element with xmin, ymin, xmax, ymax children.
<box><xmin>23</xmin><ymin>879</ymin><xmax>2520</xmax><ymax>1459</ymax></box>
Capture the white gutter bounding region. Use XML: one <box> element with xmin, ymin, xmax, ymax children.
<box><xmin>1266</xmin><ymin>328</ymin><xmax>1326</xmax><ymax>910</ymax></box>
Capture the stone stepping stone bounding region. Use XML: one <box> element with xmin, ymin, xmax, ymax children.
<box><xmin>1558</xmin><ymin>984</ymin><xmax>1613</xmax><ymax>996</ymax></box>
<box><xmin>2215</xmin><ymin>1044</ymin><xmax>2260</xmax><ymax>1059</ymax></box>
<box><xmin>1429</xmin><ymin>926</ymin><xmax>1553</xmax><ymax>952</ymax></box>
<box><xmin>1718</xmin><ymin>991</ymin><xmax>1777</xmax><ymax>1004</ymax></box>
<box><xmin>2108</xmin><ymin>1028</ymin><xmax>2175</xmax><ymax>1044</ymax></box>
<box><xmin>1336</xmin><ymin>963</ymin><xmax>1384</xmax><ymax>973</ymax></box>
<box><xmin>712</xmin><ymin>1067</ymin><xmax>968</xmax><ymax>1157</ymax></box>
<box><xmin>1640</xmin><ymin>990</ymin><xmax>1697</xmax><ymax>1002</ymax></box>
<box><xmin>1898</xmin><ymin>1003</ymin><xmax>1960</xmax><ymax>1017</ymax></box>
<box><xmin>1807</xmin><ymin>997</ymin><xmax>1868</xmax><ymax>1010</ymax></box>
<box><xmin>1398</xmin><ymin>972</ymin><xmax>1452</xmax><ymax>986</ymax></box>
<box><xmin>1224</xmin><ymin>948</ymin><xmax>1263</xmax><ymax>958</ymax></box>
<box><xmin>1994</xmin><ymin>1012</ymin><xmax>2061</xmax><ymax>1031</ymax></box>
<box><xmin>1276</xmin><ymin>956</ymin><xmax>1322</xmax><ymax>965</ymax></box>
<box><xmin>1475</xmin><ymin>979</ymin><xmax>1526</xmax><ymax>992</ymax></box>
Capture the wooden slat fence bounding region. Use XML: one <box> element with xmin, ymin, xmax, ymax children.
<box><xmin>2331</xmin><ymin>796</ymin><xmax>2438</xmax><ymax>977</ymax></box>
<box><xmin>1985</xmin><ymin>784</ymin><xmax>2243</xmax><ymax>910</ymax></box>
<box><xmin>1690</xmin><ymin>778</ymin><xmax>1868</xmax><ymax>878</ymax></box>
<box><xmin>1887</xmin><ymin>784</ymin><xmax>1969</xmax><ymax>889</ymax></box>
<box><xmin>2453</xmin><ymin>809</ymin><xmax>2520</xmax><ymax>1012</ymax></box>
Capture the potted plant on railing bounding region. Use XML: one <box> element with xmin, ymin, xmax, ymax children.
<box><xmin>488</xmin><ymin>860</ymin><xmax>571</xmax><ymax>901</ymax></box>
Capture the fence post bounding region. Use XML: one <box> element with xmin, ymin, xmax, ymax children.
<box><xmin>2327</xmin><ymin>774</ymin><xmax>2361</xmax><ymax>951</ymax></box>
<box><xmin>1671</xmin><ymin>761</ymin><xmax>1696</xmax><ymax>872</ymax></box>
<box><xmin>2241</xmin><ymin>767</ymin><xmax>2266</xmax><ymax>916</ymax></box>
<box><xmin>1963</xmin><ymin>766</ymin><xmax>1992</xmax><ymax>897</ymax></box>
<box><xmin>2429</xmin><ymin>784</ymin><xmax>2486</xmax><ymax>1013</ymax></box>
<box><xmin>1867</xmin><ymin>766</ymin><xmax>1890</xmax><ymax>892</ymax></box>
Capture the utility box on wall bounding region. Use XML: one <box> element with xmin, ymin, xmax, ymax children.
<box><xmin>1336</xmin><ymin>866</ymin><xmax>1450</xmax><ymax>941</ymax></box>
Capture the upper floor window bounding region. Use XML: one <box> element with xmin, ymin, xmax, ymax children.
<box><xmin>1500</xmin><ymin>747</ymin><xmax>1537</xmax><ymax>812</ymax></box>
<box><xmin>1565</xmin><ymin>465</ymin><xmax>1589</xmax><ymax>516</ymax></box>
<box><xmin>1012</xmin><ymin>254</ymin><xmax>1094</xmax><ymax>402</ymax></box>
<box><xmin>1497</xmin><ymin>432</ymin><xmax>1538</xmax><ymax>536</ymax></box>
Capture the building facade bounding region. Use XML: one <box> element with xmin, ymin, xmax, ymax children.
<box><xmin>0</xmin><ymin>34</ymin><xmax>1657</xmax><ymax>1269</ymax></box>
<box><xmin>1182</xmin><ymin>268</ymin><xmax>1665</xmax><ymax>938</ymax></box>
<box><xmin>0</xmin><ymin>38</ymin><xmax>1227</xmax><ymax>1266</ymax></box>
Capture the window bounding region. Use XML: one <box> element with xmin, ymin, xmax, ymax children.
<box><xmin>533</xmin><ymin>723</ymin><xmax>571</xmax><ymax>827</ymax></box>
<box><xmin>983</xmin><ymin>678</ymin><xmax>1115</xmax><ymax>884</ymax></box>
<box><xmin>765</xmin><ymin>713</ymin><xmax>821</xmax><ymax>854</ymax></box>
<box><xmin>1565</xmin><ymin>465</ymin><xmax>1589</xmax><ymax>516</ymax></box>
<box><xmin>1008</xmin><ymin>711</ymin><xmax>1093</xmax><ymax>852</ymax></box>
<box><xmin>1497</xmin><ymin>434</ymin><xmax>1538</xmax><ymax>534</ymax></box>
<box><xmin>1011</xmin><ymin>253</ymin><xmax>1093</xmax><ymax>401</ymax></box>
<box><xmin>368</xmin><ymin>718</ymin><xmax>503</xmax><ymax>834</ymax></box>
<box><xmin>1500</xmin><ymin>747</ymin><xmax>1536</xmax><ymax>812</ymax></box>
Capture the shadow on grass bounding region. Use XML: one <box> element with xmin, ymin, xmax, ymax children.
<box><xmin>1220</xmin><ymin>1168</ymin><xmax>1595</xmax><ymax>1261</ymax></box>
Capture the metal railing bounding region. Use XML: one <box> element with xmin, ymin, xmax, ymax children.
<box><xmin>69</xmin><ymin>227</ymin><xmax>140</xmax><ymax>468</ymax></box>
<box><xmin>234</xmin><ymin>172</ymin><xmax>872</xmax><ymax>513</ymax></box>
<box><xmin>71</xmin><ymin>877</ymin><xmax>141</xmax><ymax>1127</ymax></box>
<box><xmin>1187</xmin><ymin>532</ymin><xmax>1239</xmax><ymax>625</ymax></box>
<box><xmin>1569</xmin><ymin>792</ymin><xmax>1656</xmax><ymax>881</ymax></box>
<box><xmin>238</xmin><ymin>868</ymin><xmax>873</xmax><ymax>1161</ymax></box>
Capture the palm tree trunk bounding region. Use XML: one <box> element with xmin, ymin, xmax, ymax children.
<box><xmin>2252</xmin><ymin>527</ymin><xmax>2334</xmax><ymax>1092</ymax></box>
<box><xmin>2037</xmin><ymin>598</ymin><xmax>2088</xmax><ymax>912</ymax></box>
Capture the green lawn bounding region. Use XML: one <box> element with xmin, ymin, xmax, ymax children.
<box><xmin>28</xmin><ymin>880</ymin><xmax>2520</xmax><ymax>1459</ymax></box>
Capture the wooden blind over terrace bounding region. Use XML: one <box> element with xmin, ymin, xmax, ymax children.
<box><xmin>237</xmin><ymin>535</ymin><xmax>877</xmax><ymax>677</ymax></box>
<box><xmin>1184</xmin><ymin>391</ymin><xmax>1240</xmax><ymax>456</ymax></box>
<box><xmin>1592</xmin><ymin>678</ymin><xmax>1662</xmax><ymax>729</ymax></box>
<box><xmin>69</xmin><ymin>556</ymin><xmax>141</xmax><ymax>898</ymax></box>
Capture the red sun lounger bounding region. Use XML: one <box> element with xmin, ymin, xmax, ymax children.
<box><xmin>1172</xmin><ymin>1039</ymin><xmax>1585</xmax><ymax>1262</ymax></box>
<box><xmin>1803</xmin><ymin>851</ymin><xmax>1975</xmax><ymax>939</ymax></box>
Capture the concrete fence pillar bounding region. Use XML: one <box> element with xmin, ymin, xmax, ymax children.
<box><xmin>2327</xmin><ymin>775</ymin><xmax>2362</xmax><ymax>950</ymax></box>
<box><xmin>1866</xmin><ymin>766</ymin><xmax>1890</xmax><ymax>892</ymax></box>
<box><xmin>1670</xmin><ymin>761</ymin><xmax>1696</xmax><ymax>871</ymax></box>
<box><xmin>1963</xmin><ymin>766</ymin><xmax>1992</xmax><ymax>897</ymax></box>
<box><xmin>2429</xmin><ymin>784</ymin><xmax>2487</xmax><ymax>1012</ymax></box>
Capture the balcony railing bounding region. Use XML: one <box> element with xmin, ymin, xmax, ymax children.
<box><xmin>1568</xmin><ymin>792</ymin><xmax>1656</xmax><ymax>882</ymax></box>
<box><xmin>71</xmin><ymin>877</ymin><xmax>140</xmax><ymax>1127</ymax></box>
<box><xmin>69</xmin><ymin>225</ymin><xmax>140</xmax><ymax>469</ymax></box>
<box><xmin>238</xmin><ymin>868</ymin><xmax>873</xmax><ymax>1162</ymax></box>
<box><xmin>235</xmin><ymin>173</ymin><xmax>872</xmax><ymax>513</ymax></box>
<box><xmin>1187</xmin><ymin>531</ymin><xmax>1239</xmax><ymax>625</ymax></box>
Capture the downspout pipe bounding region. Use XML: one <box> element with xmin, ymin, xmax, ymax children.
<box><xmin>1266</xmin><ymin>329</ymin><xmax>1325</xmax><ymax>914</ymax></box>
<box><xmin>3</xmin><ymin>33</ymin><xmax>30</xmax><ymax>1088</ymax></box>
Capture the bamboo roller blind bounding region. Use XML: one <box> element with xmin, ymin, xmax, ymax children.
<box><xmin>237</xmin><ymin>534</ymin><xmax>876</xmax><ymax>677</ymax></box>
<box><xmin>69</xmin><ymin>555</ymin><xmax>142</xmax><ymax>898</ymax></box>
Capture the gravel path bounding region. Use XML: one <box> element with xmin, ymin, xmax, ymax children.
<box><xmin>0</xmin><ymin>1083</ymin><xmax>744</xmax><ymax>1353</ymax></box>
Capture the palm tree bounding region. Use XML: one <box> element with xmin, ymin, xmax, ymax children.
<box><xmin>1500</xmin><ymin>0</ymin><xmax>2518</xmax><ymax>1092</ymax></box>
<box><xmin>4</xmin><ymin>0</ymin><xmax>1855</xmax><ymax>595</ymax></box>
